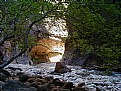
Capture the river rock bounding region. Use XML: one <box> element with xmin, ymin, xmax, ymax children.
<box><xmin>30</xmin><ymin>82</ymin><xmax>39</xmax><ymax>89</ymax></box>
<box><xmin>0</xmin><ymin>69</ymin><xmax>11</xmax><ymax>76</ymax></box>
<box><xmin>37</xmin><ymin>83</ymin><xmax>51</xmax><ymax>91</ymax></box>
<box><xmin>0</xmin><ymin>81</ymin><xmax>5</xmax><ymax>90</ymax></box>
<box><xmin>77</xmin><ymin>82</ymin><xmax>85</xmax><ymax>87</ymax></box>
<box><xmin>0</xmin><ymin>73</ymin><xmax>7</xmax><ymax>82</ymax></box>
<box><xmin>2</xmin><ymin>80</ymin><xmax>37</xmax><ymax>91</ymax></box>
<box><xmin>19</xmin><ymin>74</ymin><xmax>29</xmax><ymax>82</ymax></box>
<box><xmin>3</xmin><ymin>63</ymin><xmax>121</xmax><ymax>91</ymax></box>
<box><xmin>27</xmin><ymin>77</ymin><xmax>47</xmax><ymax>87</ymax></box>
<box><xmin>45</xmin><ymin>76</ymin><xmax>54</xmax><ymax>81</ymax></box>
<box><xmin>54</xmin><ymin>62</ymin><xmax>71</xmax><ymax>73</ymax></box>
<box><xmin>52</xmin><ymin>78</ymin><xmax>65</xmax><ymax>86</ymax></box>
<box><xmin>73</xmin><ymin>87</ymin><xmax>87</xmax><ymax>91</ymax></box>
<box><xmin>62</xmin><ymin>82</ymin><xmax>73</xmax><ymax>90</ymax></box>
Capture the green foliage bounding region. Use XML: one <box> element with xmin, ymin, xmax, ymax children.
<box><xmin>0</xmin><ymin>0</ymin><xmax>59</xmax><ymax>49</ymax></box>
<box><xmin>65</xmin><ymin>1</ymin><xmax>121</xmax><ymax>68</ymax></box>
<box><xmin>0</xmin><ymin>0</ymin><xmax>62</xmax><ymax>68</ymax></box>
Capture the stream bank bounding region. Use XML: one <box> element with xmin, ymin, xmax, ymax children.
<box><xmin>0</xmin><ymin>63</ymin><xmax>120</xmax><ymax>91</ymax></box>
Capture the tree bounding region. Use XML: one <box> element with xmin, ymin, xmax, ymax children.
<box><xmin>63</xmin><ymin>1</ymin><xmax>121</xmax><ymax>69</ymax></box>
<box><xmin>0</xmin><ymin>0</ymin><xmax>62</xmax><ymax>69</ymax></box>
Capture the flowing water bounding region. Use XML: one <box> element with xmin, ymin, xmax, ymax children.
<box><xmin>45</xmin><ymin>18</ymin><xmax>68</xmax><ymax>62</ymax></box>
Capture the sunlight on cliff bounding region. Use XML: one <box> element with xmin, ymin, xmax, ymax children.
<box><xmin>31</xmin><ymin>18</ymin><xmax>68</xmax><ymax>63</ymax></box>
<box><xmin>45</xmin><ymin>18</ymin><xmax>68</xmax><ymax>62</ymax></box>
<box><xmin>49</xmin><ymin>54</ymin><xmax>63</xmax><ymax>62</ymax></box>
<box><xmin>49</xmin><ymin>43</ymin><xmax>65</xmax><ymax>62</ymax></box>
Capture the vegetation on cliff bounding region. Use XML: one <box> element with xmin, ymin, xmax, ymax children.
<box><xmin>0</xmin><ymin>0</ymin><xmax>121</xmax><ymax>70</ymax></box>
<box><xmin>63</xmin><ymin>0</ymin><xmax>121</xmax><ymax>70</ymax></box>
<box><xmin>0</xmin><ymin>0</ymin><xmax>61</xmax><ymax>68</ymax></box>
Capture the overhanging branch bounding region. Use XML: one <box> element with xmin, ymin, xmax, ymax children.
<box><xmin>0</xmin><ymin>35</ymin><xmax>15</xmax><ymax>46</ymax></box>
<box><xmin>0</xmin><ymin>49</ymin><xmax>26</xmax><ymax>69</ymax></box>
<box><xmin>29</xmin><ymin>3</ymin><xmax>60</xmax><ymax>29</ymax></box>
<box><xmin>0</xmin><ymin>2</ymin><xmax>61</xmax><ymax>69</ymax></box>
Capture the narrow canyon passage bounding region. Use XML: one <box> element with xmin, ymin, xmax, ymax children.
<box><xmin>30</xmin><ymin>18</ymin><xmax>68</xmax><ymax>63</ymax></box>
<box><xmin>42</xmin><ymin>18</ymin><xmax>68</xmax><ymax>62</ymax></box>
<box><xmin>48</xmin><ymin>38</ymin><xmax>65</xmax><ymax>62</ymax></box>
<box><xmin>45</xmin><ymin>18</ymin><xmax>68</xmax><ymax>62</ymax></box>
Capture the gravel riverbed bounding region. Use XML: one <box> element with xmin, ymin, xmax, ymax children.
<box><xmin>5</xmin><ymin>63</ymin><xmax>121</xmax><ymax>91</ymax></box>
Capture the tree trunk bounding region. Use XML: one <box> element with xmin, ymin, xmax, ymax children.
<box><xmin>0</xmin><ymin>46</ymin><xmax>4</xmax><ymax>64</ymax></box>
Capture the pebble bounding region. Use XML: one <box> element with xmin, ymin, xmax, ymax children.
<box><xmin>5</xmin><ymin>63</ymin><xmax>121</xmax><ymax>91</ymax></box>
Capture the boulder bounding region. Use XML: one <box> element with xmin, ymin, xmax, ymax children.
<box><xmin>2</xmin><ymin>80</ymin><xmax>37</xmax><ymax>91</ymax></box>
<box><xmin>74</xmin><ymin>82</ymin><xmax>87</xmax><ymax>91</ymax></box>
<box><xmin>62</xmin><ymin>82</ymin><xmax>73</xmax><ymax>90</ymax></box>
<box><xmin>19</xmin><ymin>74</ymin><xmax>29</xmax><ymax>82</ymax></box>
<box><xmin>30</xmin><ymin>45</ymin><xmax>51</xmax><ymax>63</ymax></box>
<box><xmin>31</xmin><ymin>24</ymin><xmax>49</xmax><ymax>38</ymax></box>
<box><xmin>0</xmin><ymin>73</ymin><xmax>7</xmax><ymax>82</ymax></box>
<box><xmin>27</xmin><ymin>77</ymin><xmax>47</xmax><ymax>84</ymax></box>
<box><xmin>77</xmin><ymin>82</ymin><xmax>85</xmax><ymax>87</ymax></box>
<box><xmin>16</xmin><ymin>54</ymin><xmax>33</xmax><ymax>65</ymax></box>
<box><xmin>73</xmin><ymin>87</ymin><xmax>87</xmax><ymax>91</ymax></box>
<box><xmin>0</xmin><ymin>69</ymin><xmax>11</xmax><ymax>76</ymax></box>
<box><xmin>37</xmin><ymin>83</ymin><xmax>51</xmax><ymax>91</ymax></box>
<box><xmin>52</xmin><ymin>78</ymin><xmax>65</xmax><ymax>87</ymax></box>
<box><xmin>0</xmin><ymin>81</ymin><xmax>5</xmax><ymax>90</ymax></box>
<box><xmin>54</xmin><ymin>62</ymin><xmax>71</xmax><ymax>73</ymax></box>
<box><xmin>30</xmin><ymin>82</ymin><xmax>39</xmax><ymax>89</ymax></box>
<box><xmin>45</xmin><ymin>76</ymin><xmax>54</xmax><ymax>81</ymax></box>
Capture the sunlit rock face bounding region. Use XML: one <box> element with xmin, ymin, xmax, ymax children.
<box><xmin>30</xmin><ymin>45</ymin><xmax>51</xmax><ymax>63</ymax></box>
<box><xmin>30</xmin><ymin>38</ymin><xmax>65</xmax><ymax>63</ymax></box>
<box><xmin>44</xmin><ymin>18</ymin><xmax>68</xmax><ymax>37</ymax></box>
<box><xmin>44</xmin><ymin>18</ymin><xmax>68</xmax><ymax>62</ymax></box>
<box><xmin>31</xmin><ymin>24</ymin><xmax>49</xmax><ymax>39</ymax></box>
<box><xmin>49</xmin><ymin>41</ymin><xmax>65</xmax><ymax>62</ymax></box>
<box><xmin>30</xmin><ymin>18</ymin><xmax>68</xmax><ymax>63</ymax></box>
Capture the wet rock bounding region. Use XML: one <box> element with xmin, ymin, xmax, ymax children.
<box><xmin>77</xmin><ymin>82</ymin><xmax>85</xmax><ymax>87</ymax></box>
<box><xmin>38</xmin><ymin>83</ymin><xmax>51</xmax><ymax>91</ymax></box>
<box><xmin>27</xmin><ymin>77</ymin><xmax>47</xmax><ymax>86</ymax></box>
<box><xmin>24</xmin><ymin>82</ymin><xmax>31</xmax><ymax>87</ymax></box>
<box><xmin>73</xmin><ymin>87</ymin><xmax>87</xmax><ymax>91</ymax></box>
<box><xmin>19</xmin><ymin>74</ymin><xmax>29</xmax><ymax>82</ymax></box>
<box><xmin>0</xmin><ymin>69</ymin><xmax>11</xmax><ymax>76</ymax></box>
<box><xmin>27</xmin><ymin>78</ymin><xmax>36</xmax><ymax>83</ymax></box>
<box><xmin>87</xmin><ymin>86</ymin><xmax>97</xmax><ymax>91</ymax></box>
<box><xmin>0</xmin><ymin>81</ymin><xmax>5</xmax><ymax>90</ymax></box>
<box><xmin>76</xmin><ymin>70</ymin><xmax>89</xmax><ymax>76</ymax></box>
<box><xmin>36</xmin><ymin>78</ymin><xmax>47</xmax><ymax>84</ymax></box>
<box><xmin>87</xmin><ymin>65</ymin><xmax>107</xmax><ymax>71</ymax></box>
<box><xmin>7</xmin><ymin>67</ymin><xmax>22</xmax><ymax>71</ymax></box>
<box><xmin>62</xmin><ymin>82</ymin><xmax>73</xmax><ymax>90</ymax></box>
<box><xmin>30</xmin><ymin>82</ymin><xmax>39</xmax><ymax>89</ymax></box>
<box><xmin>45</xmin><ymin>76</ymin><xmax>54</xmax><ymax>81</ymax></box>
<box><xmin>54</xmin><ymin>62</ymin><xmax>71</xmax><ymax>73</ymax></box>
<box><xmin>16</xmin><ymin>72</ymin><xmax>24</xmax><ymax>76</ymax></box>
<box><xmin>8</xmin><ymin>76</ymin><xmax>19</xmax><ymax>81</ymax></box>
<box><xmin>73</xmin><ymin>82</ymin><xmax>87</xmax><ymax>91</ymax></box>
<box><xmin>52</xmin><ymin>78</ymin><xmax>65</xmax><ymax>86</ymax></box>
<box><xmin>95</xmin><ymin>86</ymin><xmax>102</xmax><ymax>91</ymax></box>
<box><xmin>52</xmin><ymin>86</ymin><xmax>62</xmax><ymax>91</ymax></box>
<box><xmin>16</xmin><ymin>54</ymin><xmax>33</xmax><ymax>65</ymax></box>
<box><xmin>0</xmin><ymin>73</ymin><xmax>7</xmax><ymax>81</ymax></box>
<box><xmin>93</xmin><ymin>82</ymin><xmax>104</xmax><ymax>86</ymax></box>
<box><xmin>74</xmin><ymin>78</ymin><xmax>84</xmax><ymax>83</ymax></box>
<box><xmin>17</xmin><ymin>87</ymin><xmax>37</xmax><ymax>91</ymax></box>
<box><xmin>2</xmin><ymin>80</ymin><xmax>37</xmax><ymax>91</ymax></box>
<box><xmin>3</xmin><ymin>63</ymin><xmax>121</xmax><ymax>91</ymax></box>
<box><xmin>27</xmin><ymin>87</ymin><xmax>37</xmax><ymax>91</ymax></box>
